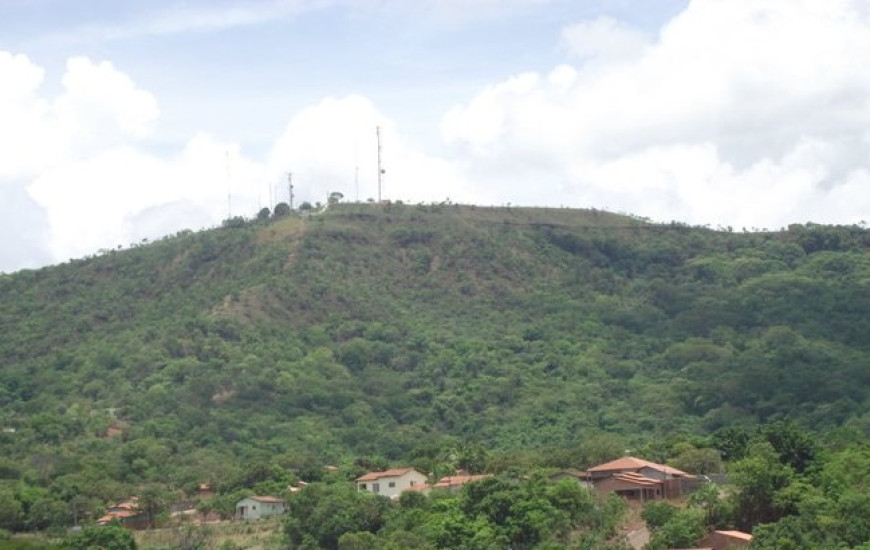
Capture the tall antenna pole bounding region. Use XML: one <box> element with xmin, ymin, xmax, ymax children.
<box><xmin>226</xmin><ymin>150</ymin><xmax>232</xmax><ymax>218</ymax></box>
<box><xmin>287</xmin><ymin>172</ymin><xmax>294</xmax><ymax>210</ymax></box>
<box><xmin>354</xmin><ymin>141</ymin><xmax>359</xmax><ymax>203</ymax></box>
<box><xmin>377</xmin><ymin>126</ymin><xmax>383</xmax><ymax>203</ymax></box>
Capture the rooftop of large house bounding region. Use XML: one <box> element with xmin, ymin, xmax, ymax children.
<box><xmin>588</xmin><ymin>456</ymin><xmax>692</xmax><ymax>477</ymax></box>
<box><xmin>610</xmin><ymin>471</ymin><xmax>664</xmax><ymax>487</ymax></box>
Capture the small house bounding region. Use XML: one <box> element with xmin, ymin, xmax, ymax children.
<box><xmin>235</xmin><ymin>496</ymin><xmax>285</xmax><ymax>520</ymax></box>
<box><xmin>356</xmin><ymin>468</ymin><xmax>428</xmax><ymax>499</ymax></box>
<box><xmin>96</xmin><ymin>499</ymin><xmax>148</xmax><ymax>530</ymax></box>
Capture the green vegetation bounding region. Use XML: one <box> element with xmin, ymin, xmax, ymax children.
<box><xmin>642</xmin><ymin>422</ymin><xmax>870</xmax><ymax>549</ymax></box>
<box><xmin>0</xmin><ymin>203</ymin><xmax>869</xmax><ymax>542</ymax></box>
<box><xmin>284</xmin><ymin>475</ymin><xmax>627</xmax><ymax>549</ymax></box>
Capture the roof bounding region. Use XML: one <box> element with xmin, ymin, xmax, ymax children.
<box><xmin>246</xmin><ymin>495</ymin><xmax>284</xmax><ymax>504</ymax></box>
<box><xmin>404</xmin><ymin>483</ymin><xmax>432</xmax><ymax>492</ymax></box>
<box><xmin>610</xmin><ymin>472</ymin><xmax>663</xmax><ymax>487</ymax></box>
<box><xmin>588</xmin><ymin>456</ymin><xmax>691</xmax><ymax>477</ymax></box>
<box><xmin>712</xmin><ymin>530</ymin><xmax>753</xmax><ymax>541</ymax></box>
<box><xmin>356</xmin><ymin>468</ymin><xmax>424</xmax><ymax>482</ymax></box>
<box><xmin>108</xmin><ymin>500</ymin><xmax>140</xmax><ymax>512</ymax></box>
<box><xmin>432</xmin><ymin>474</ymin><xmax>492</xmax><ymax>488</ymax></box>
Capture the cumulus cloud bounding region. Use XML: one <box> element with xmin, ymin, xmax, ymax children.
<box><xmin>54</xmin><ymin>57</ymin><xmax>159</xmax><ymax>154</ymax></box>
<box><xmin>442</xmin><ymin>0</ymin><xmax>870</xmax><ymax>227</ymax></box>
<box><xmin>0</xmin><ymin>51</ymin><xmax>265</xmax><ymax>271</ymax></box>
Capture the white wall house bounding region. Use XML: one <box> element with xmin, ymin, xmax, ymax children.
<box><xmin>235</xmin><ymin>496</ymin><xmax>285</xmax><ymax>520</ymax></box>
<box><xmin>356</xmin><ymin>468</ymin><xmax>428</xmax><ymax>499</ymax></box>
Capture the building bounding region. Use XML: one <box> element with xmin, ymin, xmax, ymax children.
<box><xmin>431</xmin><ymin>474</ymin><xmax>493</xmax><ymax>493</ymax></box>
<box><xmin>95</xmin><ymin>499</ymin><xmax>148</xmax><ymax>530</ymax></box>
<box><xmin>588</xmin><ymin>456</ymin><xmax>694</xmax><ymax>500</ymax></box>
<box><xmin>356</xmin><ymin>468</ymin><xmax>428</xmax><ymax>499</ymax></box>
<box><xmin>235</xmin><ymin>496</ymin><xmax>285</xmax><ymax>520</ymax></box>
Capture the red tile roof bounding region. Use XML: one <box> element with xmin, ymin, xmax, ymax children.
<box><xmin>588</xmin><ymin>456</ymin><xmax>691</xmax><ymax>477</ymax></box>
<box><xmin>432</xmin><ymin>474</ymin><xmax>492</xmax><ymax>488</ymax></box>
<box><xmin>356</xmin><ymin>468</ymin><xmax>424</xmax><ymax>482</ymax></box>
<box><xmin>611</xmin><ymin>472</ymin><xmax>663</xmax><ymax>487</ymax></box>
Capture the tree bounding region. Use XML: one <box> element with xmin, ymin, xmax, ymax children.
<box><xmin>644</xmin><ymin>508</ymin><xmax>706</xmax><ymax>550</ymax></box>
<box><xmin>62</xmin><ymin>525</ymin><xmax>137</xmax><ymax>550</ymax></box>
<box><xmin>139</xmin><ymin>485</ymin><xmax>169</xmax><ymax>529</ymax></box>
<box><xmin>338</xmin><ymin>531</ymin><xmax>379</xmax><ymax>550</ymax></box>
<box><xmin>256</xmin><ymin>207</ymin><xmax>271</xmax><ymax>221</ymax></box>
<box><xmin>273</xmin><ymin>202</ymin><xmax>292</xmax><ymax>218</ymax></box>
<box><xmin>729</xmin><ymin>441</ymin><xmax>794</xmax><ymax>529</ymax></box>
<box><xmin>0</xmin><ymin>488</ymin><xmax>22</xmax><ymax>531</ymax></box>
<box><xmin>328</xmin><ymin>192</ymin><xmax>344</xmax><ymax>206</ymax></box>
<box><xmin>670</xmin><ymin>447</ymin><xmax>723</xmax><ymax>475</ymax></box>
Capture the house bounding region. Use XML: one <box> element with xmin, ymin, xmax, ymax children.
<box><xmin>356</xmin><ymin>468</ymin><xmax>428</xmax><ymax>499</ymax></box>
<box><xmin>197</xmin><ymin>483</ymin><xmax>214</xmax><ymax>499</ymax></box>
<box><xmin>235</xmin><ymin>496</ymin><xmax>285</xmax><ymax>520</ymax></box>
<box><xmin>431</xmin><ymin>474</ymin><xmax>493</xmax><ymax>493</ymax></box>
<box><xmin>95</xmin><ymin>499</ymin><xmax>148</xmax><ymax>530</ymax></box>
<box><xmin>588</xmin><ymin>456</ymin><xmax>693</xmax><ymax>500</ymax></box>
<box><xmin>696</xmin><ymin>530</ymin><xmax>752</xmax><ymax>549</ymax></box>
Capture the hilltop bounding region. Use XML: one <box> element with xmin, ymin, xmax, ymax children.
<box><xmin>1</xmin><ymin>202</ymin><xmax>870</xmax><ymax>495</ymax></box>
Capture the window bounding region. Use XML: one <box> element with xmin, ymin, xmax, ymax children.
<box><xmin>388</xmin><ymin>482</ymin><xmax>396</xmax><ymax>488</ymax></box>
<box><xmin>360</xmin><ymin>483</ymin><xmax>367</xmax><ymax>490</ymax></box>
<box><xmin>373</xmin><ymin>483</ymin><xmax>380</xmax><ymax>493</ymax></box>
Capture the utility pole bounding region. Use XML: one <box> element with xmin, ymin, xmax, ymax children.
<box><xmin>377</xmin><ymin>126</ymin><xmax>384</xmax><ymax>203</ymax></box>
<box><xmin>287</xmin><ymin>172</ymin><xmax>294</xmax><ymax>210</ymax></box>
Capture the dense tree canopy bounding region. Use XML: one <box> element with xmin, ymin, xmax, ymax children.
<box><xmin>1</xmin><ymin>204</ymin><xmax>869</xmax><ymax>537</ymax></box>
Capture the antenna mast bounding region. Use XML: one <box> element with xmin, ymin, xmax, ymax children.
<box><xmin>226</xmin><ymin>150</ymin><xmax>232</xmax><ymax>218</ymax></box>
<box><xmin>287</xmin><ymin>172</ymin><xmax>294</xmax><ymax>210</ymax></box>
<box><xmin>377</xmin><ymin>126</ymin><xmax>383</xmax><ymax>203</ymax></box>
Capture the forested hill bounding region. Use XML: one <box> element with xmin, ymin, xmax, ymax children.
<box><xmin>2</xmin><ymin>203</ymin><xmax>870</xmax><ymax>482</ymax></box>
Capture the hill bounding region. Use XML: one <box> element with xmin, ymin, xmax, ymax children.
<box><xmin>1</xmin><ymin>203</ymin><xmax>869</xmax><ymax>501</ymax></box>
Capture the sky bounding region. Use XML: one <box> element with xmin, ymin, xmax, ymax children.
<box><xmin>2</xmin><ymin>0</ymin><xmax>870</xmax><ymax>273</ymax></box>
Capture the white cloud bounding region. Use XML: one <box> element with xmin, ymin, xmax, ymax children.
<box><xmin>441</xmin><ymin>0</ymin><xmax>870</xmax><ymax>228</ymax></box>
<box><xmin>54</xmin><ymin>57</ymin><xmax>160</xmax><ymax>154</ymax></box>
<box><xmin>0</xmin><ymin>51</ymin><xmax>266</xmax><ymax>271</ymax></box>
<box><xmin>268</xmin><ymin>95</ymin><xmax>472</xmax><ymax>205</ymax></box>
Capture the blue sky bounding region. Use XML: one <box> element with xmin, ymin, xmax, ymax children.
<box><xmin>2</xmin><ymin>0</ymin><xmax>869</xmax><ymax>272</ymax></box>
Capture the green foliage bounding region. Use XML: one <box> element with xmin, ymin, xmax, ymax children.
<box><xmin>1</xmin><ymin>206</ymin><xmax>870</xmax><ymax>538</ymax></box>
<box><xmin>641</xmin><ymin>501</ymin><xmax>677</xmax><ymax>531</ymax></box>
<box><xmin>284</xmin><ymin>482</ymin><xmax>390</xmax><ymax>549</ymax></box>
<box><xmin>644</xmin><ymin>507</ymin><xmax>706</xmax><ymax>550</ymax></box>
<box><xmin>62</xmin><ymin>525</ymin><xmax>137</xmax><ymax>550</ymax></box>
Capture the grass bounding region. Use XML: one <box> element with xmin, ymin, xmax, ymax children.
<box><xmin>136</xmin><ymin>518</ymin><xmax>285</xmax><ymax>550</ymax></box>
